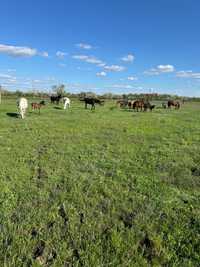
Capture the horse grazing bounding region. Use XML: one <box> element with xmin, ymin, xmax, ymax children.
<box><xmin>63</xmin><ymin>97</ymin><xmax>70</xmax><ymax>109</ymax></box>
<box><xmin>128</xmin><ymin>100</ymin><xmax>136</xmax><ymax>109</ymax></box>
<box><xmin>132</xmin><ymin>100</ymin><xmax>145</xmax><ymax>112</ymax></box>
<box><xmin>31</xmin><ymin>101</ymin><xmax>45</xmax><ymax>114</ymax></box>
<box><xmin>168</xmin><ymin>100</ymin><xmax>180</xmax><ymax>109</ymax></box>
<box><xmin>50</xmin><ymin>94</ymin><xmax>62</xmax><ymax>105</ymax></box>
<box><xmin>17</xmin><ymin>97</ymin><xmax>28</xmax><ymax>119</ymax></box>
<box><xmin>143</xmin><ymin>102</ymin><xmax>156</xmax><ymax>111</ymax></box>
<box><xmin>116</xmin><ymin>99</ymin><xmax>128</xmax><ymax>108</ymax></box>
<box><xmin>80</xmin><ymin>97</ymin><xmax>104</xmax><ymax>110</ymax></box>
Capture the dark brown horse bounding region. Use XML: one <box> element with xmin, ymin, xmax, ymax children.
<box><xmin>132</xmin><ymin>100</ymin><xmax>145</xmax><ymax>112</ymax></box>
<box><xmin>168</xmin><ymin>100</ymin><xmax>180</xmax><ymax>109</ymax></box>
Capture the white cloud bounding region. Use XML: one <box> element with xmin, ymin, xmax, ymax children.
<box><xmin>96</xmin><ymin>71</ymin><xmax>107</xmax><ymax>77</ymax></box>
<box><xmin>7</xmin><ymin>69</ymin><xmax>16</xmax><ymax>72</ymax></box>
<box><xmin>104</xmin><ymin>65</ymin><xmax>126</xmax><ymax>72</ymax></box>
<box><xmin>72</xmin><ymin>54</ymin><xmax>105</xmax><ymax>65</ymax></box>
<box><xmin>121</xmin><ymin>54</ymin><xmax>135</xmax><ymax>63</ymax></box>
<box><xmin>127</xmin><ymin>76</ymin><xmax>138</xmax><ymax>81</ymax></box>
<box><xmin>144</xmin><ymin>64</ymin><xmax>175</xmax><ymax>75</ymax></box>
<box><xmin>111</xmin><ymin>84</ymin><xmax>134</xmax><ymax>89</ymax></box>
<box><xmin>76</xmin><ymin>43</ymin><xmax>93</xmax><ymax>50</ymax></box>
<box><xmin>40</xmin><ymin>51</ymin><xmax>49</xmax><ymax>57</ymax></box>
<box><xmin>157</xmin><ymin>65</ymin><xmax>174</xmax><ymax>73</ymax></box>
<box><xmin>56</xmin><ymin>51</ymin><xmax>67</xmax><ymax>59</ymax></box>
<box><xmin>144</xmin><ymin>68</ymin><xmax>160</xmax><ymax>75</ymax></box>
<box><xmin>73</xmin><ymin>54</ymin><xmax>125</xmax><ymax>72</ymax></box>
<box><xmin>176</xmin><ymin>70</ymin><xmax>200</xmax><ymax>79</ymax></box>
<box><xmin>0</xmin><ymin>73</ymin><xmax>13</xmax><ymax>79</ymax></box>
<box><xmin>0</xmin><ymin>74</ymin><xmax>59</xmax><ymax>91</ymax></box>
<box><xmin>0</xmin><ymin>44</ymin><xmax>48</xmax><ymax>58</ymax></box>
<box><xmin>97</xmin><ymin>63</ymin><xmax>106</xmax><ymax>67</ymax></box>
<box><xmin>58</xmin><ymin>63</ymin><xmax>66</xmax><ymax>67</ymax></box>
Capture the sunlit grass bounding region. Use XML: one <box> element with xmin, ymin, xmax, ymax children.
<box><xmin>0</xmin><ymin>98</ymin><xmax>200</xmax><ymax>266</ymax></box>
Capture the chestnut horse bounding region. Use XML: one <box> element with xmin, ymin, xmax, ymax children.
<box><xmin>31</xmin><ymin>101</ymin><xmax>45</xmax><ymax>114</ymax></box>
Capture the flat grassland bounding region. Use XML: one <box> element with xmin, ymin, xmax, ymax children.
<box><xmin>0</xmin><ymin>98</ymin><xmax>200</xmax><ymax>266</ymax></box>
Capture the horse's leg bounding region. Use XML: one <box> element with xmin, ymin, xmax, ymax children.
<box><xmin>21</xmin><ymin>109</ymin><xmax>24</xmax><ymax>119</ymax></box>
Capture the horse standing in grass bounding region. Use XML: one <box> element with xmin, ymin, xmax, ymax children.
<box><xmin>17</xmin><ymin>97</ymin><xmax>28</xmax><ymax>119</ymax></box>
<box><xmin>31</xmin><ymin>101</ymin><xmax>45</xmax><ymax>114</ymax></box>
<box><xmin>132</xmin><ymin>100</ymin><xmax>145</xmax><ymax>112</ymax></box>
<box><xmin>50</xmin><ymin>94</ymin><xmax>62</xmax><ymax>105</ymax></box>
<box><xmin>80</xmin><ymin>97</ymin><xmax>104</xmax><ymax>110</ymax></box>
<box><xmin>168</xmin><ymin>100</ymin><xmax>180</xmax><ymax>109</ymax></box>
<box><xmin>128</xmin><ymin>100</ymin><xmax>136</xmax><ymax>109</ymax></box>
<box><xmin>116</xmin><ymin>100</ymin><xmax>128</xmax><ymax>108</ymax></box>
<box><xmin>143</xmin><ymin>102</ymin><xmax>156</xmax><ymax>111</ymax></box>
<box><xmin>63</xmin><ymin>97</ymin><xmax>70</xmax><ymax>109</ymax></box>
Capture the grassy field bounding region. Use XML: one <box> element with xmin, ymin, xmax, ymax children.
<box><xmin>0</xmin><ymin>98</ymin><xmax>200</xmax><ymax>267</ymax></box>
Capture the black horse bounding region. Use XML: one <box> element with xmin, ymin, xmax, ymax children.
<box><xmin>50</xmin><ymin>94</ymin><xmax>62</xmax><ymax>105</ymax></box>
<box><xmin>143</xmin><ymin>102</ymin><xmax>156</xmax><ymax>111</ymax></box>
<box><xmin>80</xmin><ymin>97</ymin><xmax>104</xmax><ymax>110</ymax></box>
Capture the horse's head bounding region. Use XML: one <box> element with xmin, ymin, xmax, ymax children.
<box><xmin>40</xmin><ymin>100</ymin><xmax>46</xmax><ymax>105</ymax></box>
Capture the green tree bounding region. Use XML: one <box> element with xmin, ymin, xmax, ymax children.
<box><xmin>52</xmin><ymin>84</ymin><xmax>65</xmax><ymax>96</ymax></box>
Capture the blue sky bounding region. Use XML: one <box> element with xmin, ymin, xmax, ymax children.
<box><xmin>0</xmin><ymin>0</ymin><xmax>200</xmax><ymax>96</ymax></box>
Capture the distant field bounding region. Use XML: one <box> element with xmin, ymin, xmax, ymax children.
<box><xmin>0</xmin><ymin>98</ymin><xmax>200</xmax><ymax>266</ymax></box>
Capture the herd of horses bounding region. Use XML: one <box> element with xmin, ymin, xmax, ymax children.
<box><xmin>16</xmin><ymin>94</ymin><xmax>181</xmax><ymax>119</ymax></box>
<box><xmin>117</xmin><ymin>99</ymin><xmax>180</xmax><ymax>111</ymax></box>
<box><xmin>50</xmin><ymin>95</ymin><xmax>104</xmax><ymax>110</ymax></box>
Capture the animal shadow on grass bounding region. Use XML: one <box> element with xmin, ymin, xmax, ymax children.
<box><xmin>54</xmin><ymin>106</ymin><xmax>62</xmax><ymax>110</ymax></box>
<box><xmin>29</xmin><ymin>111</ymin><xmax>41</xmax><ymax>116</ymax></box>
<box><xmin>6</xmin><ymin>112</ymin><xmax>19</xmax><ymax>118</ymax></box>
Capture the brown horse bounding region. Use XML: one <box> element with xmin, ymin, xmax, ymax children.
<box><xmin>31</xmin><ymin>101</ymin><xmax>45</xmax><ymax>114</ymax></box>
<box><xmin>132</xmin><ymin>100</ymin><xmax>145</xmax><ymax>111</ymax></box>
<box><xmin>168</xmin><ymin>100</ymin><xmax>180</xmax><ymax>109</ymax></box>
<box><xmin>128</xmin><ymin>100</ymin><xmax>135</xmax><ymax>109</ymax></box>
<box><xmin>116</xmin><ymin>100</ymin><xmax>128</xmax><ymax>108</ymax></box>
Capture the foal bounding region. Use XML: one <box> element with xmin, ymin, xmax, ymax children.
<box><xmin>31</xmin><ymin>101</ymin><xmax>45</xmax><ymax>114</ymax></box>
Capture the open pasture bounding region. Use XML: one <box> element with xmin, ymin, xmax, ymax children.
<box><xmin>0</xmin><ymin>98</ymin><xmax>200</xmax><ymax>266</ymax></box>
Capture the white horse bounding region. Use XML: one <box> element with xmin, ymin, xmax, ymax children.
<box><xmin>17</xmin><ymin>97</ymin><xmax>28</xmax><ymax>119</ymax></box>
<box><xmin>63</xmin><ymin>97</ymin><xmax>70</xmax><ymax>110</ymax></box>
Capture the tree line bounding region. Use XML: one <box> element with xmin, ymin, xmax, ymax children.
<box><xmin>0</xmin><ymin>84</ymin><xmax>199</xmax><ymax>102</ymax></box>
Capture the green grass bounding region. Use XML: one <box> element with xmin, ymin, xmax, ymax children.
<box><xmin>0</xmin><ymin>98</ymin><xmax>200</xmax><ymax>267</ymax></box>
